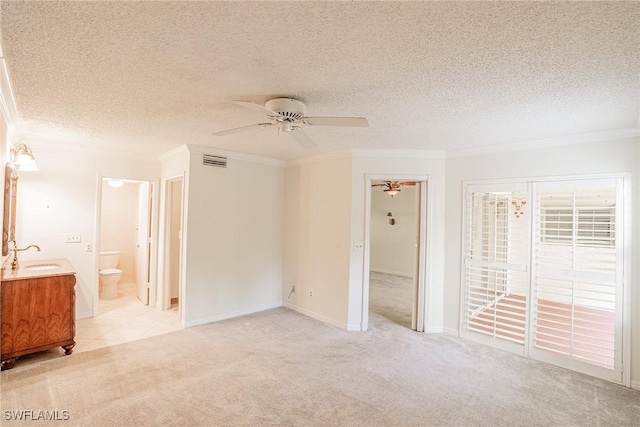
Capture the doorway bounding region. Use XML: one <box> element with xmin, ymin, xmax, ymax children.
<box><xmin>363</xmin><ymin>176</ymin><xmax>429</xmax><ymax>332</ymax></box>
<box><xmin>96</xmin><ymin>178</ymin><xmax>153</xmax><ymax>309</ymax></box>
<box><xmin>162</xmin><ymin>177</ymin><xmax>184</xmax><ymax>312</ymax></box>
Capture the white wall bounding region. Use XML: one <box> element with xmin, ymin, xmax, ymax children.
<box><xmin>16</xmin><ymin>141</ymin><xmax>159</xmax><ymax>318</ymax></box>
<box><xmin>370</xmin><ymin>184</ymin><xmax>418</xmax><ymax>277</ymax></box>
<box><xmin>181</xmin><ymin>145</ymin><xmax>284</xmax><ymax>327</ymax></box>
<box><xmin>349</xmin><ymin>152</ymin><xmax>447</xmax><ymax>332</ymax></box>
<box><xmin>444</xmin><ymin>137</ymin><xmax>640</xmax><ymax>386</ymax></box>
<box><xmin>283</xmin><ymin>156</ymin><xmax>353</xmax><ymax>328</ymax></box>
<box><xmin>100</xmin><ymin>180</ymin><xmax>139</xmax><ymax>284</ymax></box>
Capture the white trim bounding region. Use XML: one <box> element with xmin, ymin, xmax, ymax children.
<box><xmin>76</xmin><ymin>311</ymin><xmax>93</xmax><ymax>320</ymax></box>
<box><xmin>446</xmin><ymin>128</ymin><xmax>640</xmax><ymax>158</ymax></box>
<box><xmin>423</xmin><ymin>325</ymin><xmax>444</xmax><ymax>333</ymax></box>
<box><xmin>158</xmin><ymin>144</ymin><xmax>189</xmax><ymax>162</ymax></box>
<box><xmin>184</xmin><ymin>301</ymin><xmax>282</xmax><ymax>328</ymax></box>
<box><xmin>0</xmin><ymin>55</ymin><xmax>21</xmax><ymax>141</ymax></box>
<box><xmin>460</xmin><ymin>173</ymin><xmax>631</xmax><ymax>386</ymax></box>
<box><xmin>443</xmin><ymin>327</ymin><xmax>459</xmax><ymax>336</ymax></box>
<box><xmin>25</xmin><ymin>138</ymin><xmax>160</xmax><ymax>163</ymax></box>
<box><xmin>185</xmin><ymin>144</ymin><xmax>286</xmax><ymax>167</ymax></box>
<box><xmin>631</xmin><ymin>380</ymin><xmax>640</xmax><ymax>391</ymax></box>
<box><xmin>351</xmin><ymin>149</ymin><xmax>446</xmax><ymax>159</ymax></box>
<box><xmin>622</xmin><ymin>175</ymin><xmax>632</xmax><ymax>387</ymax></box>
<box><xmin>159</xmin><ymin>174</ymin><xmax>185</xmax><ymax>312</ymax></box>
<box><xmin>369</xmin><ymin>268</ymin><xmax>412</xmax><ymax>278</ymax></box>
<box><xmin>463</xmin><ymin>172</ymin><xmax>631</xmax><ymax>187</ymax></box>
<box><xmin>93</xmin><ymin>174</ymin><xmax>160</xmax><ymax>317</ymax></box>
<box><xmin>362</xmin><ymin>173</ymin><xmax>431</xmax><ymax>333</ymax></box>
<box><xmin>283</xmin><ymin>302</ymin><xmax>358</xmax><ymax>331</ymax></box>
<box><xmin>286</xmin><ymin>149</ymin><xmax>352</xmax><ymax>166</ymax></box>
<box><xmin>92</xmin><ymin>173</ymin><xmax>103</xmax><ymax>318</ymax></box>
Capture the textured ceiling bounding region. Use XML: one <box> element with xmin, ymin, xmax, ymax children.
<box><xmin>1</xmin><ymin>1</ymin><xmax>639</xmax><ymax>160</ymax></box>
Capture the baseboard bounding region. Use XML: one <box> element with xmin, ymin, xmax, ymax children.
<box><xmin>370</xmin><ymin>268</ymin><xmax>412</xmax><ymax>278</ymax></box>
<box><xmin>423</xmin><ymin>325</ymin><xmax>444</xmax><ymax>333</ymax></box>
<box><xmin>631</xmin><ymin>380</ymin><xmax>640</xmax><ymax>391</ymax></box>
<box><xmin>76</xmin><ymin>311</ymin><xmax>93</xmax><ymax>320</ymax></box>
<box><xmin>443</xmin><ymin>327</ymin><xmax>460</xmax><ymax>336</ymax></box>
<box><xmin>183</xmin><ymin>301</ymin><xmax>282</xmax><ymax>328</ymax></box>
<box><xmin>283</xmin><ymin>302</ymin><xmax>357</xmax><ymax>331</ymax></box>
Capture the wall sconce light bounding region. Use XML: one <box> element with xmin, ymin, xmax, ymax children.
<box><xmin>11</xmin><ymin>143</ymin><xmax>39</xmax><ymax>172</ymax></box>
<box><xmin>384</xmin><ymin>188</ymin><xmax>400</xmax><ymax>197</ymax></box>
<box><xmin>387</xmin><ymin>212</ymin><xmax>396</xmax><ymax>225</ymax></box>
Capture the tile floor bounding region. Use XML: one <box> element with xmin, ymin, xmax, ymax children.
<box><xmin>74</xmin><ymin>283</ymin><xmax>181</xmax><ymax>353</ymax></box>
<box><xmin>4</xmin><ymin>283</ymin><xmax>180</xmax><ymax>369</ymax></box>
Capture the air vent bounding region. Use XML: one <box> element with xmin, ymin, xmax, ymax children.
<box><xmin>203</xmin><ymin>154</ymin><xmax>227</xmax><ymax>168</ymax></box>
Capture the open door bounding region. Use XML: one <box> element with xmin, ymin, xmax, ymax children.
<box><xmin>136</xmin><ymin>181</ymin><xmax>152</xmax><ymax>305</ymax></box>
<box><xmin>366</xmin><ymin>178</ymin><xmax>426</xmax><ymax>332</ymax></box>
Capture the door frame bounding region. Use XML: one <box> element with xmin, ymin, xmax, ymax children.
<box><xmin>362</xmin><ymin>174</ymin><xmax>431</xmax><ymax>332</ymax></box>
<box><xmin>458</xmin><ymin>173</ymin><xmax>631</xmax><ymax>387</ymax></box>
<box><xmin>93</xmin><ymin>175</ymin><xmax>159</xmax><ymax>317</ymax></box>
<box><xmin>158</xmin><ymin>174</ymin><xmax>185</xmax><ymax>320</ymax></box>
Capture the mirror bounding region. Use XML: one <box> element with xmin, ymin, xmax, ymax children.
<box><xmin>3</xmin><ymin>164</ymin><xmax>17</xmax><ymax>256</ymax></box>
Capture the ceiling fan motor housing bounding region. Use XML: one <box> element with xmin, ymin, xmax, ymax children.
<box><xmin>265</xmin><ymin>98</ymin><xmax>306</xmax><ymax>121</ymax></box>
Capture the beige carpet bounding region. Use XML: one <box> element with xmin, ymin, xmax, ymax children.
<box><xmin>369</xmin><ymin>271</ymin><xmax>414</xmax><ymax>329</ymax></box>
<box><xmin>2</xmin><ymin>304</ymin><xmax>639</xmax><ymax>426</ymax></box>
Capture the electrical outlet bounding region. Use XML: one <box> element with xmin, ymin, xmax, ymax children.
<box><xmin>309</xmin><ymin>290</ymin><xmax>313</xmax><ymax>297</ymax></box>
<box><xmin>86</xmin><ymin>243</ymin><xmax>92</xmax><ymax>252</ymax></box>
<box><xmin>65</xmin><ymin>233</ymin><xmax>81</xmax><ymax>243</ymax></box>
<box><xmin>354</xmin><ymin>243</ymin><xmax>364</xmax><ymax>251</ymax></box>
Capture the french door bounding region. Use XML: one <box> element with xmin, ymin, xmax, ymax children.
<box><xmin>461</xmin><ymin>177</ymin><xmax>626</xmax><ymax>384</ymax></box>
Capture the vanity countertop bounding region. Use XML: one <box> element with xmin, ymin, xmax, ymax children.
<box><xmin>1</xmin><ymin>258</ymin><xmax>76</xmax><ymax>281</ymax></box>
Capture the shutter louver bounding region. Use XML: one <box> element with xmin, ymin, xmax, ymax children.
<box><xmin>464</xmin><ymin>191</ymin><xmax>529</xmax><ymax>345</ymax></box>
<box><xmin>534</xmin><ymin>187</ymin><xmax>618</xmax><ymax>370</ymax></box>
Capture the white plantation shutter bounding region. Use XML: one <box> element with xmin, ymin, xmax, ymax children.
<box><xmin>463</xmin><ymin>186</ymin><xmax>530</xmax><ymax>346</ymax></box>
<box><xmin>461</xmin><ymin>177</ymin><xmax>626</xmax><ymax>384</ymax></box>
<box><xmin>531</xmin><ymin>179</ymin><xmax>623</xmax><ymax>381</ymax></box>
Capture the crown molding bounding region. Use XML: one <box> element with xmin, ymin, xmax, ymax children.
<box><xmin>158</xmin><ymin>144</ymin><xmax>190</xmax><ymax>162</ymax></box>
<box><xmin>286</xmin><ymin>149</ymin><xmax>353</xmax><ymax>166</ymax></box>
<box><xmin>350</xmin><ymin>148</ymin><xmax>446</xmax><ymax>159</ymax></box>
<box><xmin>0</xmin><ymin>53</ymin><xmax>21</xmax><ymax>141</ymax></box>
<box><xmin>185</xmin><ymin>144</ymin><xmax>286</xmax><ymax>167</ymax></box>
<box><xmin>287</xmin><ymin>148</ymin><xmax>446</xmax><ymax>167</ymax></box>
<box><xmin>446</xmin><ymin>128</ymin><xmax>640</xmax><ymax>158</ymax></box>
<box><xmin>25</xmin><ymin>138</ymin><xmax>161</xmax><ymax>163</ymax></box>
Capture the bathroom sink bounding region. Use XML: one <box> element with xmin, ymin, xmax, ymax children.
<box><xmin>22</xmin><ymin>263</ymin><xmax>61</xmax><ymax>271</ymax></box>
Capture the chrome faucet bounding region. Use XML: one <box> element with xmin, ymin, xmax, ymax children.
<box><xmin>10</xmin><ymin>242</ymin><xmax>41</xmax><ymax>270</ymax></box>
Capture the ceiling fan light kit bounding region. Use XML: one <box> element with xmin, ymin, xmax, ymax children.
<box><xmin>372</xmin><ymin>181</ymin><xmax>416</xmax><ymax>197</ymax></box>
<box><xmin>212</xmin><ymin>97</ymin><xmax>368</xmax><ymax>149</ymax></box>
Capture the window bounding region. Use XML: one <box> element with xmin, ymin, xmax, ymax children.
<box><xmin>540</xmin><ymin>190</ymin><xmax>616</xmax><ymax>247</ymax></box>
<box><xmin>462</xmin><ymin>178</ymin><xmax>625</xmax><ymax>384</ymax></box>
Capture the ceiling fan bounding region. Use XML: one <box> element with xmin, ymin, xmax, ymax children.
<box><xmin>372</xmin><ymin>181</ymin><xmax>416</xmax><ymax>197</ymax></box>
<box><xmin>212</xmin><ymin>98</ymin><xmax>368</xmax><ymax>148</ymax></box>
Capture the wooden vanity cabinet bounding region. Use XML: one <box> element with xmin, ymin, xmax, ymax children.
<box><xmin>1</xmin><ymin>273</ymin><xmax>76</xmax><ymax>370</ymax></box>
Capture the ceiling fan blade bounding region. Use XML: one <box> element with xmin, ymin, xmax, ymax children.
<box><xmin>371</xmin><ymin>184</ymin><xmax>388</xmax><ymax>187</ymax></box>
<box><xmin>400</xmin><ymin>181</ymin><xmax>417</xmax><ymax>186</ymax></box>
<box><xmin>303</xmin><ymin>117</ymin><xmax>369</xmax><ymax>127</ymax></box>
<box><xmin>212</xmin><ymin>122</ymin><xmax>274</xmax><ymax>136</ymax></box>
<box><xmin>232</xmin><ymin>100</ymin><xmax>280</xmax><ymax>118</ymax></box>
<box><xmin>289</xmin><ymin>126</ymin><xmax>317</xmax><ymax>149</ymax></box>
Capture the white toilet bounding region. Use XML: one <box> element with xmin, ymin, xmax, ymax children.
<box><xmin>99</xmin><ymin>251</ymin><xmax>122</xmax><ymax>299</ymax></box>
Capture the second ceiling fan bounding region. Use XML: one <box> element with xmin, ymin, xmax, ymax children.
<box><xmin>212</xmin><ymin>98</ymin><xmax>368</xmax><ymax>148</ymax></box>
<box><xmin>372</xmin><ymin>181</ymin><xmax>416</xmax><ymax>197</ymax></box>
